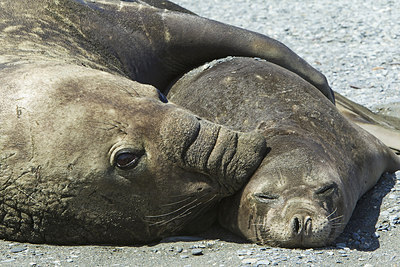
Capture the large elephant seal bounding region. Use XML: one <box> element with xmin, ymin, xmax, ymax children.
<box><xmin>0</xmin><ymin>62</ymin><xmax>266</xmax><ymax>244</ymax></box>
<box><xmin>168</xmin><ymin>57</ymin><xmax>400</xmax><ymax>248</ymax></box>
<box><xmin>0</xmin><ymin>0</ymin><xmax>334</xmax><ymax>102</ymax></box>
<box><xmin>0</xmin><ymin>0</ymin><xmax>336</xmax><ymax>244</ymax></box>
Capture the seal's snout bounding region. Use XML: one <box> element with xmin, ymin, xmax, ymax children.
<box><xmin>160</xmin><ymin>109</ymin><xmax>267</xmax><ymax>195</ymax></box>
<box><xmin>291</xmin><ymin>214</ymin><xmax>312</xmax><ymax>237</ymax></box>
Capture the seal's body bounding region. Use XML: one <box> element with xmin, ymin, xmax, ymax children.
<box><xmin>0</xmin><ymin>62</ymin><xmax>267</xmax><ymax>244</ymax></box>
<box><xmin>169</xmin><ymin>57</ymin><xmax>400</xmax><ymax>247</ymax></box>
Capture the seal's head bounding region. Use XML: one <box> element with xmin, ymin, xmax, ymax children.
<box><xmin>219</xmin><ymin>138</ymin><xmax>349</xmax><ymax>248</ymax></box>
<box><xmin>0</xmin><ymin>63</ymin><xmax>266</xmax><ymax>244</ymax></box>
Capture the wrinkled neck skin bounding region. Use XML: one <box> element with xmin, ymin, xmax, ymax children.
<box><xmin>0</xmin><ymin>0</ymin><xmax>333</xmax><ymax>101</ymax></box>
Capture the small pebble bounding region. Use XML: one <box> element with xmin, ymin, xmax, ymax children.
<box><xmin>237</xmin><ymin>250</ymin><xmax>249</xmax><ymax>256</ymax></box>
<box><xmin>191</xmin><ymin>249</ymin><xmax>203</xmax><ymax>256</ymax></box>
<box><xmin>242</xmin><ymin>258</ymin><xmax>258</xmax><ymax>265</ymax></box>
<box><xmin>257</xmin><ymin>259</ymin><xmax>271</xmax><ymax>265</ymax></box>
<box><xmin>381</xmin><ymin>210</ymin><xmax>390</xmax><ymax>217</ymax></box>
<box><xmin>10</xmin><ymin>247</ymin><xmax>27</xmax><ymax>253</ymax></box>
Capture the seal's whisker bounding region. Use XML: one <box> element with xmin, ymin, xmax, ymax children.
<box><xmin>329</xmin><ymin>223</ymin><xmax>345</xmax><ymax>229</ymax></box>
<box><xmin>147</xmin><ymin>203</ymin><xmax>200</xmax><ymax>226</ymax></box>
<box><xmin>145</xmin><ymin>198</ymin><xmax>198</xmax><ymax>218</ymax></box>
<box><xmin>147</xmin><ymin>194</ymin><xmax>215</xmax><ymax>226</ymax></box>
<box><xmin>170</xmin><ymin>195</ymin><xmax>217</xmax><ymax>233</ymax></box>
<box><xmin>168</xmin><ymin>192</ymin><xmax>204</xmax><ymax>198</ymax></box>
<box><xmin>328</xmin><ymin>215</ymin><xmax>343</xmax><ymax>222</ymax></box>
<box><xmin>161</xmin><ymin>197</ymin><xmax>192</xmax><ymax>207</ymax></box>
<box><xmin>145</xmin><ymin>192</ymin><xmax>215</xmax><ymax>226</ymax></box>
<box><xmin>326</xmin><ymin>207</ymin><xmax>338</xmax><ymax>219</ymax></box>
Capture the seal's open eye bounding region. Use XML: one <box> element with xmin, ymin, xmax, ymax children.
<box><xmin>254</xmin><ymin>193</ymin><xmax>279</xmax><ymax>203</ymax></box>
<box><xmin>315</xmin><ymin>183</ymin><xmax>337</xmax><ymax>196</ymax></box>
<box><xmin>115</xmin><ymin>150</ymin><xmax>142</xmax><ymax>170</ymax></box>
<box><xmin>157</xmin><ymin>90</ymin><xmax>168</xmax><ymax>103</ymax></box>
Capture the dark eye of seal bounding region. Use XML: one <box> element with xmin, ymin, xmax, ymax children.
<box><xmin>157</xmin><ymin>90</ymin><xmax>168</xmax><ymax>103</ymax></box>
<box><xmin>115</xmin><ymin>151</ymin><xmax>141</xmax><ymax>169</ymax></box>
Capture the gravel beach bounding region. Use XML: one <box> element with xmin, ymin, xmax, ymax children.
<box><xmin>1</xmin><ymin>0</ymin><xmax>399</xmax><ymax>266</ymax></box>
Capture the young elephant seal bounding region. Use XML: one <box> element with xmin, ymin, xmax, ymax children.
<box><xmin>168</xmin><ymin>57</ymin><xmax>400</xmax><ymax>248</ymax></box>
<box><xmin>0</xmin><ymin>63</ymin><xmax>267</xmax><ymax>244</ymax></box>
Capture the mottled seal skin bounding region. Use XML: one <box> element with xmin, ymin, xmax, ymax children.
<box><xmin>0</xmin><ymin>0</ymin><xmax>334</xmax><ymax>102</ymax></box>
<box><xmin>168</xmin><ymin>57</ymin><xmax>400</xmax><ymax>248</ymax></box>
<box><xmin>0</xmin><ymin>62</ymin><xmax>267</xmax><ymax>244</ymax></box>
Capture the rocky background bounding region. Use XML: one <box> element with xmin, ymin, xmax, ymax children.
<box><xmin>1</xmin><ymin>0</ymin><xmax>399</xmax><ymax>266</ymax></box>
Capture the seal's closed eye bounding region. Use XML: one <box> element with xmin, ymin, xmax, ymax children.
<box><xmin>115</xmin><ymin>150</ymin><xmax>143</xmax><ymax>170</ymax></box>
<box><xmin>315</xmin><ymin>183</ymin><xmax>337</xmax><ymax>196</ymax></box>
<box><xmin>254</xmin><ymin>193</ymin><xmax>279</xmax><ymax>203</ymax></box>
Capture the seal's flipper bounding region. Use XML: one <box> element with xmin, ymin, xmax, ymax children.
<box><xmin>336</xmin><ymin>93</ymin><xmax>400</xmax><ymax>154</ymax></box>
<box><xmin>67</xmin><ymin>0</ymin><xmax>334</xmax><ymax>103</ymax></box>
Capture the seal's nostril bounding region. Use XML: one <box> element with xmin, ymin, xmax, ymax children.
<box><xmin>293</xmin><ymin>217</ymin><xmax>301</xmax><ymax>234</ymax></box>
<box><xmin>305</xmin><ymin>217</ymin><xmax>312</xmax><ymax>236</ymax></box>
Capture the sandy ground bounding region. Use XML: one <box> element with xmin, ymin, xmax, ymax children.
<box><xmin>1</xmin><ymin>0</ymin><xmax>400</xmax><ymax>266</ymax></box>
